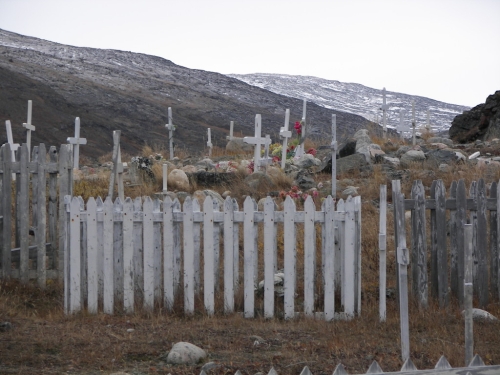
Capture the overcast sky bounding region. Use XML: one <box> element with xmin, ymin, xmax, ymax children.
<box><xmin>0</xmin><ymin>0</ymin><xmax>499</xmax><ymax>107</ymax></box>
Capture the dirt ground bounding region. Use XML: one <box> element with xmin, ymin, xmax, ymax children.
<box><xmin>0</xmin><ymin>281</ymin><xmax>499</xmax><ymax>375</ymax></box>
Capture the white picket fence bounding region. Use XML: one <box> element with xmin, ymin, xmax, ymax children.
<box><xmin>63</xmin><ymin>194</ymin><xmax>361</xmax><ymax>320</ymax></box>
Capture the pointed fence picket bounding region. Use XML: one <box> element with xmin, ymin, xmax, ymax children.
<box><xmin>0</xmin><ymin>143</ymin><xmax>73</xmax><ymax>287</ymax></box>
<box><xmin>63</xmin><ymin>194</ymin><xmax>362</xmax><ymax>318</ymax></box>
<box><xmin>393</xmin><ymin>178</ymin><xmax>500</xmax><ymax>308</ymax></box>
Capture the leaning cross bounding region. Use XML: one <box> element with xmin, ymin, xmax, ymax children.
<box><xmin>226</xmin><ymin>121</ymin><xmax>234</xmax><ymax>141</ymax></box>
<box><xmin>207</xmin><ymin>128</ymin><xmax>213</xmax><ymax>157</ymax></box>
<box><xmin>165</xmin><ymin>107</ymin><xmax>176</xmax><ymax>160</ymax></box>
<box><xmin>5</xmin><ymin>120</ymin><xmax>20</xmax><ymax>162</ymax></box>
<box><xmin>243</xmin><ymin>114</ymin><xmax>271</xmax><ymax>171</ymax></box>
<box><xmin>22</xmin><ymin>100</ymin><xmax>36</xmax><ymax>161</ymax></box>
<box><xmin>279</xmin><ymin>109</ymin><xmax>292</xmax><ymax>169</ymax></box>
<box><xmin>380</xmin><ymin>88</ymin><xmax>390</xmax><ymax>139</ymax></box>
<box><xmin>67</xmin><ymin>117</ymin><xmax>87</xmax><ymax>170</ymax></box>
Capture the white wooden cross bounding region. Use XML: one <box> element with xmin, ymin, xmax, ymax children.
<box><xmin>280</xmin><ymin>109</ymin><xmax>291</xmax><ymax>169</ymax></box>
<box><xmin>380</xmin><ymin>88</ymin><xmax>390</xmax><ymax>138</ymax></box>
<box><xmin>5</xmin><ymin>120</ymin><xmax>20</xmax><ymax>161</ymax></box>
<box><xmin>67</xmin><ymin>117</ymin><xmax>87</xmax><ymax>170</ymax></box>
<box><xmin>165</xmin><ymin>107</ymin><xmax>175</xmax><ymax>160</ymax></box>
<box><xmin>207</xmin><ymin>128</ymin><xmax>213</xmax><ymax>157</ymax></box>
<box><xmin>243</xmin><ymin>114</ymin><xmax>272</xmax><ymax>171</ymax></box>
<box><xmin>226</xmin><ymin>121</ymin><xmax>234</xmax><ymax>141</ymax></box>
<box><xmin>331</xmin><ymin>114</ymin><xmax>337</xmax><ymax>199</ymax></box>
<box><xmin>5</xmin><ymin>120</ymin><xmax>19</xmax><ymax>180</ymax></box>
<box><xmin>22</xmin><ymin>100</ymin><xmax>36</xmax><ymax>161</ymax></box>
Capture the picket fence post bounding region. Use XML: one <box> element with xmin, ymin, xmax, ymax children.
<box><xmin>379</xmin><ymin>185</ymin><xmax>387</xmax><ymax>321</ymax></box>
<box><xmin>244</xmin><ymin>196</ymin><xmax>256</xmax><ymax>318</ymax></box>
<box><xmin>264</xmin><ymin>196</ymin><xmax>277</xmax><ymax>318</ymax></box>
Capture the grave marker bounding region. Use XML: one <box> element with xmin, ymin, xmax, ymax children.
<box><xmin>108</xmin><ymin>130</ymin><xmax>125</xmax><ymax>202</ymax></box>
<box><xmin>279</xmin><ymin>109</ymin><xmax>291</xmax><ymax>169</ymax></box>
<box><xmin>331</xmin><ymin>114</ymin><xmax>337</xmax><ymax>199</ymax></box>
<box><xmin>243</xmin><ymin>114</ymin><xmax>271</xmax><ymax>171</ymax></box>
<box><xmin>380</xmin><ymin>88</ymin><xmax>390</xmax><ymax>139</ymax></box>
<box><xmin>207</xmin><ymin>128</ymin><xmax>213</xmax><ymax>157</ymax></box>
<box><xmin>67</xmin><ymin>117</ymin><xmax>87</xmax><ymax>170</ymax></box>
<box><xmin>226</xmin><ymin>121</ymin><xmax>234</xmax><ymax>140</ymax></box>
<box><xmin>295</xmin><ymin>99</ymin><xmax>307</xmax><ymax>158</ymax></box>
<box><xmin>5</xmin><ymin>120</ymin><xmax>20</xmax><ymax>162</ymax></box>
<box><xmin>22</xmin><ymin>100</ymin><xmax>36</xmax><ymax>160</ymax></box>
<box><xmin>162</xmin><ymin>164</ymin><xmax>168</xmax><ymax>195</ymax></box>
<box><xmin>165</xmin><ymin>107</ymin><xmax>175</xmax><ymax>160</ymax></box>
<box><xmin>399</xmin><ymin>109</ymin><xmax>407</xmax><ymax>139</ymax></box>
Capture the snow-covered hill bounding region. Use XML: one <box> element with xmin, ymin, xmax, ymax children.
<box><xmin>228</xmin><ymin>73</ymin><xmax>470</xmax><ymax>135</ymax></box>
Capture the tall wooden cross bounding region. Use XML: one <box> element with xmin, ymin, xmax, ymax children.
<box><xmin>165</xmin><ymin>107</ymin><xmax>175</xmax><ymax>160</ymax></box>
<box><xmin>331</xmin><ymin>114</ymin><xmax>337</xmax><ymax>199</ymax></box>
<box><xmin>207</xmin><ymin>128</ymin><xmax>213</xmax><ymax>157</ymax></box>
<box><xmin>67</xmin><ymin>117</ymin><xmax>87</xmax><ymax>170</ymax></box>
<box><xmin>226</xmin><ymin>121</ymin><xmax>234</xmax><ymax>141</ymax></box>
<box><xmin>243</xmin><ymin>114</ymin><xmax>271</xmax><ymax>171</ymax></box>
<box><xmin>380</xmin><ymin>88</ymin><xmax>390</xmax><ymax>139</ymax></box>
<box><xmin>22</xmin><ymin>100</ymin><xmax>36</xmax><ymax>161</ymax></box>
<box><xmin>279</xmin><ymin>109</ymin><xmax>291</xmax><ymax>169</ymax></box>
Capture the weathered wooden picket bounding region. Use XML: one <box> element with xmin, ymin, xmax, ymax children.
<box><xmin>392</xmin><ymin>178</ymin><xmax>500</xmax><ymax>308</ymax></box>
<box><xmin>0</xmin><ymin>143</ymin><xmax>73</xmax><ymax>287</ymax></box>
<box><xmin>63</xmin><ymin>194</ymin><xmax>362</xmax><ymax>319</ymax></box>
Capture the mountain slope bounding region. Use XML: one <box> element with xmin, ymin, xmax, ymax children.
<box><xmin>0</xmin><ymin>29</ymin><xmax>373</xmax><ymax>159</ymax></box>
<box><xmin>228</xmin><ymin>73</ymin><xmax>470</xmax><ymax>134</ymax></box>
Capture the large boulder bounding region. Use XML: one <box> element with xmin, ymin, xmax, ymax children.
<box><xmin>425</xmin><ymin>149</ymin><xmax>462</xmax><ymax>167</ymax></box>
<box><xmin>168</xmin><ymin>169</ymin><xmax>190</xmax><ymax>191</ymax></box>
<box><xmin>400</xmin><ymin>150</ymin><xmax>426</xmax><ymax>168</ymax></box>
<box><xmin>449</xmin><ymin>91</ymin><xmax>500</xmax><ymax>143</ymax></box>
<box><xmin>353</xmin><ymin>129</ymin><xmax>372</xmax><ymax>162</ymax></box>
<box><xmin>337</xmin><ymin>153</ymin><xmax>373</xmax><ymax>175</ymax></box>
<box><xmin>244</xmin><ymin>171</ymin><xmax>275</xmax><ymax>191</ymax></box>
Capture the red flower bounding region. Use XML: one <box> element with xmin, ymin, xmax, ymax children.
<box><xmin>294</xmin><ymin>121</ymin><xmax>302</xmax><ymax>135</ymax></box>
<box><xmin>306</xmin><ymin>148</ymin><xmax>317</xmax><ymax>156</ymax></box>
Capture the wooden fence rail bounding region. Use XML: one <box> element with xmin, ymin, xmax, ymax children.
<box><xmin>392</xmin><ymin>178</ymin><xmax>500</xmax><ymax>308</ymax></box>
<box><xmin>63</xmin><ymin>194</ymin><xmax>362</xmax><ymax>319</ymax></box>
<box><xmin>0</xmin><ymin>143</ymin><xmax>73</xmax><ymax>287</ymax></box>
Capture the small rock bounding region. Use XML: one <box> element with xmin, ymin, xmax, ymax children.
<box><xmin>201</xmin><ymin>361</ymin><xmax>218</xmax><ymax>372</ymax></box>
<box><xmin>126</xmin><ymin>328</ymin><xmax>134</xmax><ymax>333</ymax></box>
<box><xmin>165</xmin><ymin>342</ymin><xmax>207</xmax><ymax>365</ymax></box>
<box><xmin>0</xmin><ymin>322</ymin><xmax>12</xmax><ymax>331</ymax></box>
<box><xmin>461</xmin><ymin>308</ymin><xmax>499</xmax><ymax>321</ymax></box>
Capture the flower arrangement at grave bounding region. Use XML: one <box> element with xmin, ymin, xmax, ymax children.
<box><xmin>278</xmin><ymin>185</ymin><xmax>320</xmax><ymax>208</ymax></box>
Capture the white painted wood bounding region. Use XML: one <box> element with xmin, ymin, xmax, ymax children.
<box><xmin>283</xmin><ymin>196</ymin><xmax>297</xmax><ymax>319</ymax></box>
<box><xmin>323</xmin><ymin>196</ymin><xmax>335</xmax><ymax>321</ymax></box>
<box><xmin>113</xmin><ymin>198</ymin><xmax>123</xmax><ymax>305</ymax></box>
<box><xmin>69</xmin><ymin>197</ymin><xmax>81</xmax><ymax>313</ymax></box>
<box><xmin>193</xmin><ymin>198</ymin><xmax>201</xmax><ymax>293</ymax></box>
<box><xmin>264</xmin><ymin>196</ymin><xmax>276</xmax><ymax>318</ymax></box>
<box><xmin>163</xmin><ymin>196</ymin><xmax>175</xmax><ymax>310</ymax></box>
<box><xmin>381</xmin><ymin>87</ymin><xmax>389</xmax><ymax>138</ymax></box>
<box><xmin>22</xmin><ymin>100</ymin><xmax>35</xmax><ymax>161</ymax></box>
<box><xmin>162</xmin><ymin>164</ymin><xmax>168</xmax><ymax>194</ymax></box>
<box><xmin>232</xmin><ymin>199</ymin><xmax>240</xmax><ymax>293</ymax></box>
<box><xmin>226</xmin><ymin>120</ymin><xmax>234</xmax><ymax>140</ymax></box>
<box><xmin>295</xmin><ymin>99</ymin><xmax>307</xmax><ymax>157</ymax></box>
<box><xmin>108</xmin><ymin>130</ymin><xmax>124</xmax><ymax>202</ymax></box>
<box><xmin>78</xmin><ymin>197</ymin><xmax>86</xmax><ymax>308</ymax></box>
<box><xmin>143</xmin><ymin>197</ymin><xmax>154</xmax><ymax>310</ymax></box>
<box><xmin>303</xmin><ymin>196</ymin><xmax>316</xmax><ymax>316</ymax></box>
<box><xmin>336</xmin><ymin>199</ymin><xmax>345</xmax><ymax>305</ymax></box>
<box><xmin>103</xmin><ymin>197</ymin><xmax>114</xmax><ymax>314</ymax></box>
<box><xmin>67</xmin><ymin>117</ymin><xmax>87</xmax><ymax>170</ymax></box>
<box><xmin>280</xmin><ymin>109</ymin><xmax>291</xmax><ymax>169</ymax></box>
<box><xmin>223</xmin><ymin>197</ymin><xmax>235</xmax><ymax>313</ymax></box>
<box><xmin>96</xmin><ymin>197</ymin><xmax>104</xmax><ymax>302</ymax></box>
<box><xmin>5</xmin><ymin>120</ymin><xmax>20</xmax><ymax>176</ymax></box>
<box><xmin>153</xmin><ymin>198</ymin><xmax>162</xmax><ymax>302</ymax></box>
<box><xmin>244</xmin><ymin>196</ymin><xmax>255</xmax><ymax>318</ymax></box>
<box><xmin>123</xmin><ymin>197</ymin><xmax>134</xmax><ymax>313</ymax></box>
<box><xmin>204</xmin><ymin>196</ymin><xmax>215</xmax><ymax>315</ymax></box>
<box><xmin>213</xmin><ymin>198</ymin><xmax>221</xmax><ymax>292</ymax></box>
<box><xmin>86</xmin><ymin>198</ymin><xmax>98</xmax><ymax>314</ymax></box>
<box><xmin>354</xmin><ymin>196</ymin><xmax>362</xmax><ymax>315</ymax></box>
<box><xmin>243</xmin><ymin>114</ymin><xmax>271</xmax><ymax>170</ymax></box>
<box><xmin>379</xmin><ymin>185</ymin><xmax>387</xmax><ymax>322</ymax></box>
<box><xmin>183</xmin><ymin>196</ymin><xmax>195</xmax><ymax>314</ymax></box>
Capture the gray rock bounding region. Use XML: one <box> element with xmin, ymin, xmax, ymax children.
<box><xmin>353</xmin><ymin>129</ymin><xmax>372</xmax><ymax>162</ymax></box>
<box><xmin>0</xmin><ymin>322</ymin><xmax>12</xmax><ymax>331</ymax></box>
<box><xmin>201</xmin><ymin>362</ymin><xmax>218</xmax><ymax>372</ymax></box>
<box><xmin>166</xmin><ymin>342</ymin><xmax>207</xmax><ymax>365</ymax></box>
<box><xmin>427</xmin><ymin>137</ymin><xmax>454</xmax><ymax>147</ymax></box>
<box><xmin>396</xmin><ymin>145</ymin><xmax>411</xmax><ymax>158</ymax></box>
<box><xmin>400</xmin><ymin>150</ymin><xmax>426</xmax><ymax>168</ymax></box>
<box><xmin>425</xmin><ymin>149</ymin><xmax>460</xmax><ymax>167</ymax></box>
<box><xmin>294</xmin><ymin>170</ymin><xmax>316</xmax><ymax>190</ymax></box>
<box><xmin>292</xmin><ymin>154</ymin><xmax>320</xmax><ymax>168</ymax></box>
<box><xmin>461</xmin><ymin>308</ymin><xmax>499</xmax><ymax>321</ymax></box>
<box><xmin>337</xmin><ymin>153</ymin><xmax>373</xmax><ymax>175</ymax></box>
<box><xmin>342</xmin><ymin>186</ymin><xmax>359</xmax><ymax>197</ymax></box>
<box><xmin>244</xmin><ymin>172</ymin><xmax>275</xmax><ymax>191</ymax></box>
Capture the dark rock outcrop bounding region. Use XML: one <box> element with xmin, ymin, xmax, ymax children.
<box><xmin>449</xmin><ymin>91</ymin><xmax>500</xmax><ymax>143</ymax></box>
